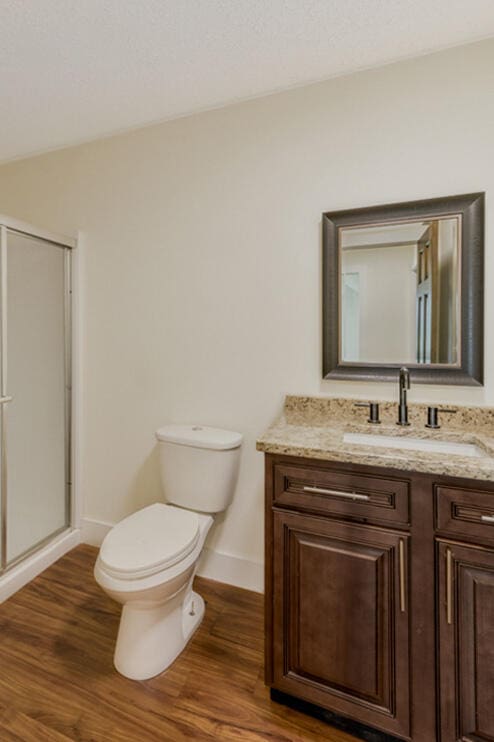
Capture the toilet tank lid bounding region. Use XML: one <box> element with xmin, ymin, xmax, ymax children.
<box><xmin>155</xmin><ymin>424</ymin><xmax>243</xmax><ymax>450</ymax></box>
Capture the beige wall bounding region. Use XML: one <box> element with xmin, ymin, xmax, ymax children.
<box><xmin>0</xmin><ymin>39</ymin><xmax>492</xmax><ymax>575</ymax></box>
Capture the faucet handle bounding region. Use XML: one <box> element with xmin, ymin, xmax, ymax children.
<box><xmin>355</xmin><ymin>402</ymin><xmax>381</xmax><ymax>425</ymax></box>
<box><xmin>425</xmin><ymin>406</ymin><xmax>457</xmax><ymax>429</ymax></box>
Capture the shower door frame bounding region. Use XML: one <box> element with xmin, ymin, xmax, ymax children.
<box><xmin>0</xmin><ymin>215</ymin><xmax>77</xmax><ymax>574</ymax></box>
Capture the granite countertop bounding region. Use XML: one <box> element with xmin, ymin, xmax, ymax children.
<box><xmin>256</xmin><ymin>396</ymin><xmax>494</xmax><ymax>482</ymax></box>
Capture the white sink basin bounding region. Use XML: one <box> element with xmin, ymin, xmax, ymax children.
<box><xmin>343</xmin><ymin>432</ymin><xmax>485</xmax><ymax>458</ymax></box>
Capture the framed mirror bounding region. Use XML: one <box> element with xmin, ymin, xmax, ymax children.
<box><xmin>322</xmin><ymin>193</ymin><xmax>484</xmax><ymax>385</ymax></box>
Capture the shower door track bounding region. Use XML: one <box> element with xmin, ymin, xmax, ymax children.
<box><xmin>0</xmin><ymin>214</ymin><xmax>77</xmax><ymax>576</ymax></box>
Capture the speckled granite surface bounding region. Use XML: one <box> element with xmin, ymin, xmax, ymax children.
<box><xmin>256</xmin><ymin>396</ymin><xmax>494</xmax><ymax>481</ymax></box>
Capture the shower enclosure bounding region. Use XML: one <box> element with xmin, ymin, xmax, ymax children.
<box><xmin>0</xmin><ymin>215</ymin><xmax>77</xmax><ymax>597</ymax></box>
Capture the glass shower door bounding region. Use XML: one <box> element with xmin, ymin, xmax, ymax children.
<box><xmin>1</xmin><ymin>229</ymin><xmax>70</xmax><ymax>568</ymax></box>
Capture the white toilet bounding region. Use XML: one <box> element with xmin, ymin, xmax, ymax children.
<box><xmin>94</xmin><ymin>424</ymin><xmax>242</xmax><ymax>680</ymax></box>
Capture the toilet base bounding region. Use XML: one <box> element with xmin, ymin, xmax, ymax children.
<box><xmin>114</xmin><ymin>589</ymin><xmax>205</xmax><ymax>680</ymax></box>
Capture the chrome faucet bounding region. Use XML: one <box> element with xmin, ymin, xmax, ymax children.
<box><xmin>397</xmin><ymin>367</ymin><xmax>410</xmax><ymax>426</ymax></box>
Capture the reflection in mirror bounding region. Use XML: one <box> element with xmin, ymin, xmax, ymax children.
<box><xmin>340</xmin><ymin>217</ymin><xmax>460</xmax><ymax>366</ymax></box>
<box><xmin>323</xmin><ymin>192</ymin><xmax>484</xmax><ymax>385</ymax></box>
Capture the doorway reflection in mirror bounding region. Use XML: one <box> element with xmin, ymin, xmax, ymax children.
<box><xmin>339</xmin><ymin>217</ymin><xmax>459</xmax><ymax>366</ymax></box>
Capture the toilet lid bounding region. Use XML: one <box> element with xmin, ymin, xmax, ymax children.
<box><xmin>99</xmin><ymin>503</ymin><xmax>200</xmax><ymax>579</ymax></box>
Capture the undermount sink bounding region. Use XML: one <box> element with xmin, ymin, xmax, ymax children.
<box><xmin>343</xmin><ymin>432</ymin><xmax>485</xmax><ymax>458</ymax></box>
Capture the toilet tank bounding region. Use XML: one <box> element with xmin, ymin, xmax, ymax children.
<box><xmin>155</xmin><ymin>425</ymin><xmax>242</xmax><ymax>513</ymax></box>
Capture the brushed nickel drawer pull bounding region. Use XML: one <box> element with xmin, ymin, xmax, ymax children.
<box><xmin>399</xmin><ymin>539</ymin><xmax>406</xmax><ymax>613</ymax></box>
<box><xmin>446</xmin><ymin>547</ymin><xmax>453</xmax><ymax>625</ymax></box>
<box><xmin>481</xmin><ymin>514</ymin><xmax>494</xmax><ymax>523</ymax></box>
<box><xmin>302</xmin><ymin>486</ymin><xmax>370</xmax><ymax>501</ymax></box>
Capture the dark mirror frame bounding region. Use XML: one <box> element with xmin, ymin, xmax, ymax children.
<box><xmin>322</xmin><ymin>192</ymin><xmax>485</xmax><ymax>386</ymax></box>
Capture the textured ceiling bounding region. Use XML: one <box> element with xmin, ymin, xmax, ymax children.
<box><xmin>1</xmin><ymin>0</ymin><xmax>494</xmax><ymax>163</ymax></box>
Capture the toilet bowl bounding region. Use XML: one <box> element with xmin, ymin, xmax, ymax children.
<box><xmin>94</xmin><ymin>424</ymin><xmax>242</xmax><ymax>680</ymax></box>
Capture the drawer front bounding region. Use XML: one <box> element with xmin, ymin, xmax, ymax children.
<box><xmin>436</xmin><ymin>485</ymin><xmax>494</xmax><ymax>544</ymax></box>
<box><xmin>273</xmin><ymin>463</ymin><xmax>410</xmax><ymax>527</ymax></box>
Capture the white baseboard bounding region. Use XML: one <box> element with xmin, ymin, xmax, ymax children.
<box><xmin>0</xmin><ymin>528</ymin><xmax>81</xmax><ymax>603</ymax></box>
<box><xmin>81</xmin><ymin>517</ymin><xmax>113</xmax><ymax>546</ymax></box>
<box><xmin>197</xmin><ymin>547</ymin><xmax>263</xmax><ymax>593</ymax></box>
<box><xmin>81</xmin><ymin>517</ymin><xmax>264</xmax><ymax>594</ymax></box>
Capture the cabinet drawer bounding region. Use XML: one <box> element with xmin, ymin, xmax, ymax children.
<box><xmin>436</xmin><ymin>485</ymin><xmax>494</xmax><ymax>545</ymax></box>
<box><xmin>273</xmin><ymin>463</ymin><xmax>410</xmax><ymax>527</ymax></box>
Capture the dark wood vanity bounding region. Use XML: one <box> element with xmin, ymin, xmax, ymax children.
<box><xmin>261</xmin><ymin>190</ymin><xmax>489</xmax><ymax>739</ymax></box>
<box><xmin>263</xmin><ymin>452</ymin><xmax>494</xmax><ymax>742</ymax></box>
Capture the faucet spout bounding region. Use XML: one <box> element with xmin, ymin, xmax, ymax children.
<box><xmin>397</xmin><ymin>367</ymin><xmax>411</xmax><ymax>426</ymax></box>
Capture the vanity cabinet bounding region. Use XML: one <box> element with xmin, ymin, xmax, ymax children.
<box><xmin>271</xmin><ymin>510</ymin><xmax>410</xmax><ymax>738</ymax></box>
<box><xmin>264</xmin><ymin>454</ymin><xmax>494</xmax><ymax>742</ymax></box>
<box><xmin>437</xmin><ymin>540</ymin><xmax>494</xmax><ymax>742</ymax></box>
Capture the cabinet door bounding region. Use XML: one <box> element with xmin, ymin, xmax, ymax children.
<box><xmin>272</xmin><ymin>511</ymin><xmax>410</xmax><ymax>739</ymax></box>
<box><xmin>437</xmin><ymin>540</ymin><xmax>494</xmax><ymax>742</ymax></box>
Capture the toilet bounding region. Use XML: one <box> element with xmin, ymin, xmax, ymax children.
<box><xmin>94</xmin><ymin>424</ymin><xmax>242</xmax><ymax>680</ymax></box>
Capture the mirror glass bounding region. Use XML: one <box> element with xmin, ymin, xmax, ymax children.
<box><xmin>340</xmin><ymin>216</ymin><xmax>460</xmax><ymax>366</ymax></box>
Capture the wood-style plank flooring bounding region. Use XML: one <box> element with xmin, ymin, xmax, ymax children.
<box><xmin>0</xmin><ymin>545</ymin><xmax>359</xmax><ymax>741</ymax></box>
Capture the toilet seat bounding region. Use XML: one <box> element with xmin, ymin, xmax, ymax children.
<box><xmin>99</xmin><ymin>503</ymin><xmax>200</xmax><ymax>580</ymax></box>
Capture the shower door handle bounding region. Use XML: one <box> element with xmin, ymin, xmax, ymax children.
<box><xmin>0</xmin><ymin>396</ymin><xmax>12</xmax><ymax>405</ymax></box>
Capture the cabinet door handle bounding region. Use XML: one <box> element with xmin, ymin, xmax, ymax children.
<box><xmin>0</xmin><ymin>396</ymin><xmax>12</xmax><ymax>405</ymax></box>
<box><xmin>446</xmin><ymin>547</ymin><xmax>453</xmax><ymax>625</ymax></box>
<box><xmin>481</xmin><ymin>514</ymin><xmax>494</xmax><ymax>523</ymax></box>
<box><xmin>399</xmin><ymin>539</ymin><xmax>406</xmax><ymax>613</ymax></box>
<box><xmin>303</xmin><ymin>486</ymin><xmax>369</xmax><ymax>501</ymax></box>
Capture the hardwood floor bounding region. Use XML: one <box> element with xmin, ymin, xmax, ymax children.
<box><xmin>0</xmin><ymin>545</ymin><xmax>359</xmax><ymax>741</ymax></box>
